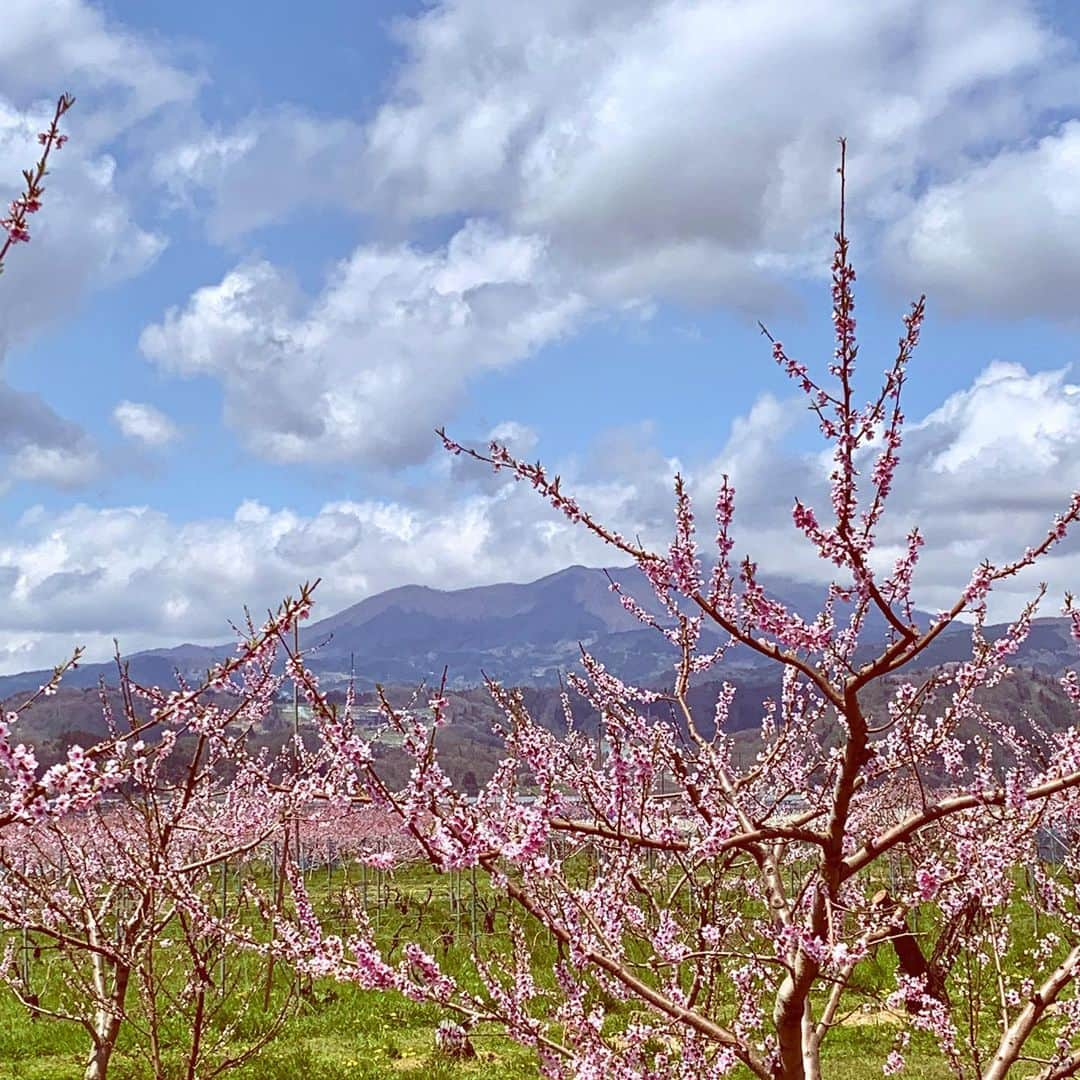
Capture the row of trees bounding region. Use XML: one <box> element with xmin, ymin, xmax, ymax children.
<box><xmin>3</xmin><ymin>104</ymin><xmax>1080</xmax><ymax>1079</ymax></box>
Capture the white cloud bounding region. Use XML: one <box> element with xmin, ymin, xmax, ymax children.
<box><xmin>139</xmin><ymin>221</ymin><xmax>585</xmax><ymax>466</ymax></box>
<box><xmin>149</xmin><ymin>0</ymin><xmax>1080</xmax><ymax>322</ymax></box>
<box><xmin>0</xmin><ymin>0</ymin><xmax>200</xmax><ymax>143</ymax></box>
<box><xmin>0</xmin><ymin>382</ymin><xmax>101</xmax><ymax>491</ymax></box>
<box><xmin>0</xmin><ymin>489</ymin><xmax>609</xmax><ymax>671</ymax></box>
<box><xmin>0</xmin><ymin>103</ymin><xmax>168</xmax><ymax>349</ymax></box>
<box><xmin>124</xmin><ymin>0</ymin><xmax>1080</xmax><ymax>490</ymax></box>
<box><xmin>150</xmin><ymin>107</ymin><xmax>363</xmax><ymax>241</ymax></box>
<box><xmin>883</xmin><ymin>121</ymin><xmax>1080</xmax><ymax>319</ymax></box>
<box><xmin>359</xmin><ymin>0</ymin><xmax>1078</xmax><ymax>309</ymax></box>
<box><xmin>914</xmin><ymin>361</ymin><xmax>1077</xmax><ymax>477</ymax></box>
<box><xmin>699</xmin><ymin>360</ymin><xmax>1080</xmax><ymax>621</ymax></box>
<box><xmin>8</xmin><ymin>444</ymin><xmax>99</xmax><ymax>488</ymax></box>
<box><xmin>0</xmin><ymin>0</ymin><xmax>198</xmax><ymax>348</ymax></box>
<box><xmin>3</xmin><ymin>358</ymin><xmax>1079</xmax><ymax>673</ymax></box>
<box><xmin>878</xmin><ymin>362</ymin><xmax>1080</xmax><ymax>583</ymax></box>
<box><xmin>112</xmin><ymin>401</ymin><xmax>180</xmax><ymax>447</ymax></box>
<box><xmin>2</xmin><ymin>0</ymin><xmax>1080</xmax><ymax>673</ymax></box>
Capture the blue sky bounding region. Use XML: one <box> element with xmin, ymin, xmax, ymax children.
<box><xmin>0</xmin><ymin>0</ymin><xmax>1079</xmax><ymax>672</ymax></box>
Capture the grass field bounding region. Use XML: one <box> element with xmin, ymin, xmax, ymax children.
<box><xmin>0</xmin><ymin>964</ymin><xmax>949</xmax><ymax>1080</ymax></box>
<box><xmin>0</xmin><ymin>859</ymin><xmax>1057</xmax><ymax>1079</ymax></box>
<box><xmin>0</xmin><ymin>859</ymin><xmax>548</xmax><ymax>1080</ymax></box>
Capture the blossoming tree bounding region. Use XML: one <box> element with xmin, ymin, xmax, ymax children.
<box><xmin>4</xmin><ymin>91</ymin><xmax>1080</xmax><ymax>1080</ymax></box>
<box><xmin>0</xmin><ymin>590</ymin><xmax>319</xmax><ymax>1080</ymax></box>
<box><xmin>0</xmin><ymin>123</ymin><xmax>335</xmax><ymax>1080</ymax></box>
<box><xmin>270</xmin><ymin>144</ymin><xmax>1080</xmax><ymax>1080</ymax></box>
<box><xmin>0</xmin><ymin>94</ymin><xmax>120</xmax><ymax>835</ymax></box>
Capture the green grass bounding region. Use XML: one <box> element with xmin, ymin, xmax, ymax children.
<box><xmin>2</xmin><ymin>974</ymin><xmax>949</xmax><ymax>1080</ymax></box>
<box><xmin>0</xmin><ymin>862</ymin><xmax>549</xmax><ymax>1080</ymax></box>
<box><xmin>0</xmin><ymin>988</ymin><xmax>541</xmax><ymax>1080</ymax></box>
<box><xmin>0</xmin><ymin>860</ymin><xmax>1064</xmax><ymax>1079</ymax></box>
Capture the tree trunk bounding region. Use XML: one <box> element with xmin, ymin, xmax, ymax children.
<box><xmin>84</xmin><ymin>1034</ymin><xmax>116</xmax><ymax>1080</ymax></box>
<box><xmin>83</xmin><ymin>1019</ymin><xmax>120</xmax><ymax>1080</ymax></box>
<box><xmin>773</xmin><ymin>973</ymin><xmax>808</xmax><ymax>1080</ymax></box>
<box><xmin>83</xmin><ymin>965</ymin><xmax>130</xmax><ymax>1080</ymax></box>
<box><xmin>771</xmin><ymin>985</ymin><xmax>826</xmax><ymax>1080</ymax></box>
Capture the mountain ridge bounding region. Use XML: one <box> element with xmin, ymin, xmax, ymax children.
<box><xmin>0</xmin><ymin>564</ymin><xmax>1071</xmax><ymax>696</ymax></box>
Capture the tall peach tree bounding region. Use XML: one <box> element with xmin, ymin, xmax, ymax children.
<box><xmin>271</xmin><ymin>144</ymin><xmax>1080</xmax><ymax>1080</ymax></box>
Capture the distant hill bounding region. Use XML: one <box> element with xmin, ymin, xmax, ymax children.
<box><xmin>11</xmin><ymin>660</ymin><xmax>1076</xmax><ymax>796</ymax></box>
<box><xmin>3</xmin><ymin>565</ymin><xmax>1076</xmax><ymax>792</ymax></box>
<box><xmin>1</xmin><ymin>563</ymin><xmax>1073</xmax><ymax>698</ymax></box>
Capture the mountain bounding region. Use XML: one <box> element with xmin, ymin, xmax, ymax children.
<box><xmin>0</xmin><ymin>563</ymin><xmax>1071</xmax><ymax>697</ymax></box>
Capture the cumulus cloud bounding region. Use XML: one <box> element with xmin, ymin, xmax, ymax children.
<box><xmin>4</xmin><ymin>358</ymin><xmax>1080</xmax><ymax>672</ymax></box>
<box><xmin>0</xmin><ymin>7</ymin><xmax>186</xmax><ymax>493</ymax></box>
<box><xmin>0</xmin><ymin>105</ymin><xmax>168</xmax><ymax>349</ymax></box>
<box><xmin>448</xmin><ymin>420</ymin><xmax>541</xmax><ymax>493</ymax></box>
<box><xmin>147</xmin><ymin>0</ymin><xmax>1080</xmax><ymax>321</ymax></box>
<box><xmin>882</xmin><ymin>121</ymin><xmax>1080</xmax><ymax>319</ymax></box>
<box><xmin>712</xmin><ymin>360</ymin><xmax>1080</xmax><ymax>620</ymax></box>
<box><xmin>0</xmin><ymin>383</ymin><xmax>100</xmax><ymax>490</ymax></box>
<box><xmin>0</xmin><ymin>489</ymin><xmax>602</xmax><ymax>672</ymax></box>
<box><xmin>112</xmin><ymin>401</ymin><xmax>180</xmax><ymax>447</ymax></box>
<box><xmin>0</xmin><ymin>413</ymin><xmax>684</xmax><ymax>670</ymax></box>
<box><xmin>4</xmin><ymin>0</ymin><xmax>1080</xmax><ymax>673</ymax></box>
<box><xmin>139</xmin><ymin>221</ymin><xmax>585</xmax><ymax>466</ymax></box>
<box><xmin>128</xmin><ymin>0</ymin><xmax>1080</xmax><ymax>485</ymax></box>
<box><xmin>9</xmin><ymin>445</ymin><xmax>99</xmax><ymax>488</ymax></box>
<box><xmin>360</xmin><ymin>0</ymin><xmax>1079</xmax><ymax>310</ymax></box>
<box><xmin>150</xmin><ymin>107</ymin><xmax>364</xmax><ymax>241</ymax></box>
<box><xmin>860</xmin><ymin>361</ymin><xmax>1080</xmax><ymax>614</ymax></box>
<box><xmin>0</xmin><ymin>1</ymin><xmax>198</xmax><ymax>346</ymax></box>
<box><xmin>0</xmin><ymin>0</ymin><xmax>200</xmax><ymax>142</ymax></box>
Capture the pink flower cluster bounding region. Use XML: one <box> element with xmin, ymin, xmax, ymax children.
<box><xmin>0</xmin><ymin>94</ymin><xmax>73</xmax><ymax>264</ymax></box>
